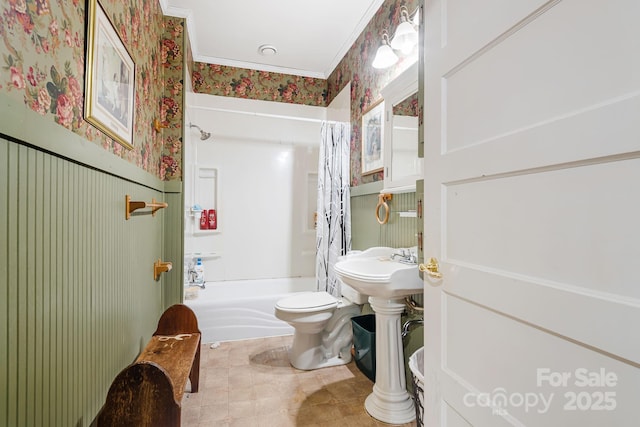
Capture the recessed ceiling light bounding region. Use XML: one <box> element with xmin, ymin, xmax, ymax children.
<box><xmin>258</xmin><ymin>44</ymin><xmax>277</xmax><ymax>56</ymax></box>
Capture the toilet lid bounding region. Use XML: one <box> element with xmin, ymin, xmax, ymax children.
<box><xmin>276</xmin><ymin>291</ymin><xmax>338</xmax><ymax>312</ymax></box>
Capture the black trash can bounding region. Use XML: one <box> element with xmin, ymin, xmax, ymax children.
<box><xmin>351</xmin><ymin>314</ymin><xmax>376</xmax><ymax>382</ymax></box>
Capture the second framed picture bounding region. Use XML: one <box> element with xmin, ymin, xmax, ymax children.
<box><xmin>361</xmin><ymin>100</ymin><xmax>384</xmax><ymax>175</ymax></box>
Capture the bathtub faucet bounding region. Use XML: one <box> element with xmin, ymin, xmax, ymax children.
<box><xmin>187</xmin><ymin>262</ymin><xmax>205</xmax><ymax>289</ymax></box>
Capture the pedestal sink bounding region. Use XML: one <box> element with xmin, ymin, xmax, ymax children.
<box><xmin>335</xmin><ymin>248</ymin><xmax>423</xmax><ymax>425</ymax></box>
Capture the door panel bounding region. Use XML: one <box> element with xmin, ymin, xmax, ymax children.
<box><xmin>443</xmin><ymin>295</ymin><xmax>639</xmax><ymax>425</ymax></box>
<box><xmin>444</xmin><ymin>0</ymin><xmax>547</xmax><ymax>58</ymax></box>
<box><xmin>446</xmin><ymin>160</ymin><xmax>640</xmax><ymax>297</ymax></box>
<box><xmin>443</xmin><ymin>401</ymin><xmax>474</xmax><ymax>427</ymax></box>
<box><xmin>423</xmin><ymin>0</ymin><xmax>640</xmax><ymax>425</ymax></box>
<box><xmin>445</xmin><ymin>0</ymin><xmax>640</xmax><ymax>152</ymax></box>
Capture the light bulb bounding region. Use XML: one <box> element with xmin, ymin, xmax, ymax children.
<box><xmin>372</xmin><ymin>43</ymin><xmax>399</xmax><ymax>69</ymax></box>
<box><xmin>390</xmin><ymin>22</ymin><xmax>418</xmax><ymax>54</ymax></box>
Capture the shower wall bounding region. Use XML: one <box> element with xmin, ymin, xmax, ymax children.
<box><xmin>184</xmin><ymin>93</ymin><xmax>326</xmax><ymax>282</ymax></box>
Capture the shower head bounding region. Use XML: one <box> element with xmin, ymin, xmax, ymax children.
<box><xmin>189</xmin><ymin>123</ymin><xmax>211</xmax><ymax>140</ymax></box>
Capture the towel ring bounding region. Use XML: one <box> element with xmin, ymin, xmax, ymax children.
<box><xmin>376</xmin><ymin>193</ymin><xmax>392</xmax><ymax>225</ymax></box>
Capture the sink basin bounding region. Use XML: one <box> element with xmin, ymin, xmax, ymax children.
<box><xmin>334</xmin><ymin>248</ymin><xmax>423</xmax><ymax>298</ymax></box>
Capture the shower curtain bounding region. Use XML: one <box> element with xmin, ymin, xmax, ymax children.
<box><xmin>316</xmin><ymin>121</ymin><xmax>351</xmax><ymax>298</ymax></box>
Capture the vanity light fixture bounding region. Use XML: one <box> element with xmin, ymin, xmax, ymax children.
<box><xmin>390</xmin><ymin>6</ymin><xmax>419</xmax><ymax>55</ymax></box>
<box><xmin>373</xmin><ymin>6</ymin><xmax>420</xmax><ymax>69</ymax></box>
<box><xmin>412</xmin><ymin>6</ymin><xmax>420</xmax><ymax>27</ymax></box>
<box><xmin>372</xmin><ymin>30</ymin><xmax>399</xmax><ymax>69</ymax></box>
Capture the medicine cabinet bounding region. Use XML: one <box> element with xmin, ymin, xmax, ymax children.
<box><xmin>380</xmin><ymin>62</ymin><xmax>422</xmax><ymax>193</ymax></box>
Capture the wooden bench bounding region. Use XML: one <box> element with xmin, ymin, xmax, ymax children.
<box><xmin>97</xmin><ymin>304</ymin><xmax>201</xmax><ymax>426</ymax></box>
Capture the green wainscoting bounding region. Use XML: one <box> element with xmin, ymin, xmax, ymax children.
<box><xmin>162</xmin><ymin>187</ymin><xmax>185</xmax><ymax>309</ymax></box>
<box><xmin>0</xmin><ymin>136</ymin><xmax>183</xmax><ymax>426</ymax></box>
<box><xmin>351</xmin><ymin>190</ymin><xmax>417</xmax><ymax>251</ymax></box>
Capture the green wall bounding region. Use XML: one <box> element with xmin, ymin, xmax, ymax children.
<box><xmin>0</xmin><ymin>0</ymin><xmax>185</xmax><ymax>422</ymax></box>
<box><xmin>350</xmin><ymin>183</ymin><xmax>417</xmax><ymax>251</ymax></box>
<box><xmin>0</xmin><ymin>96</ymin><xmax>184</xmax><ymax>426</ymax></box>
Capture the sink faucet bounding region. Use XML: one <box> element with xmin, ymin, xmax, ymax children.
<box><xmin>391</xmin><ymin>249</ymin><xmax>417</xmax><ymax>264</ymax></box>
<box><xmin>390</xmin><ymin>249</ymin><xmax>406</xmax><ymax>260</ymax></box>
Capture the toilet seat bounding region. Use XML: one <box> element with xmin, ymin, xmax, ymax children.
<box><xmin>275</xmin><ymin>291</ymin><xmax>338</xmax><ymax>313</ymax></box>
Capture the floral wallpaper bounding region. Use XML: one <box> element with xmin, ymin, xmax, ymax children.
<box><xmin>0</xmin><ymin>0</ymin><xmax>418</xmax><ymax>185</ymax></box>
<box><xmin>184</xmin><ymin>21</ymin><xmax>194</xmax><ymax>91</ymax></box>
<box><xmin>393</xmin><ymin>92</ymin><xmax>419</xmax><ymax>116</ymax></box>
<box><xmin>0</xmin><ymin>0</ymin><xmax>166</xmax><ymax>179</ymax></box>
<box><xmin>327</xmin><ymin>0</ymin><xmax>419</xmax><ymax>186</ymax></box>
<box><xmin>160</xmin><ymin>17</ymin><xmax>184</xmax><ymax>181</ymax></box>
<box><xmin>193</xmin><ymin>63</ymin><xmax>328</xmax><ymax>107</ymax></box>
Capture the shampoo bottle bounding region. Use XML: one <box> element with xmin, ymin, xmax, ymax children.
<box><xmin>208</xmin><ymin>209</ymin><xmax>217</xmax><ymax>230</ymax></box>
<box><xmin>199</xmin><ymin>210</ymin><xmax>208</xmax><ymax>230</ymax></box>
<box><xmin>194</xmin><ymin>258</ymin><xmax>205</xmax><ymax>285</ymax></box>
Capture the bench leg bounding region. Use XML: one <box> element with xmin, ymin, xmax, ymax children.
<box><xmin>189</xmin><ymin>338</ymin><xmax>201</xmax><ymax>393</ymax></box>
<box><xmin>98</xmin><ymin>362</ymin><xmax>180</xmax><ymax>426</ymax></box>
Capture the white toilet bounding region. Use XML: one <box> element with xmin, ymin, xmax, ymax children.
<box><xmin>275</xmin><ymin>284</ymin><xmax>366</xmax><ymax>370</ymax></box>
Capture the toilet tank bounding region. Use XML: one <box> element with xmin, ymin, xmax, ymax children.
<box><xmin>341</xmin><ymin>282</ymin><xmax>368</xmax><ymax>305</ymax></box>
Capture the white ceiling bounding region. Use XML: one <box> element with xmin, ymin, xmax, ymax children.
<box><xmin>160</xmin><ymin>0</ymin><xmax>385</xmax><ymax>79</ymax></box>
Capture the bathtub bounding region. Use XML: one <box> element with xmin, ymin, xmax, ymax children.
<box><xmin>184</xmin><ymin>277</ymin><xmax>316</xmax><ymax>343</ymax></box>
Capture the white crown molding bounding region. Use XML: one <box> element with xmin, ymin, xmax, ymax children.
<box><xmin>191</xmin><ymin>54</ymin><xmax>326</xmax><ymax>79</ymax></box>
<box><xmin>322</xmin><ymin>0</ymin><xmax>385</xmax><ymax>78</ymax></box>
<box><xmin>161</xmin><ymin>0</ymin><xmax>386</xmax><ymax>80</ymax></box>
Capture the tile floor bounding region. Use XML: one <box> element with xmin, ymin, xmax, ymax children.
<box><xmin>181</xmin><ymin>335</ymin><xmax>418</xmax><ymax>427</ymax></box>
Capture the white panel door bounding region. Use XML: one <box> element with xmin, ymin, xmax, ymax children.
<box><xmin>422</xmin><ymin>1</ymin><xmax>640</xmax><ymax>426</ymax></box>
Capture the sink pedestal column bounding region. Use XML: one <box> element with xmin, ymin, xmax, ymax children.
<box><xmin>365</xmin><ymin>296</ymin><xmax>415</xmax><ymax>424</ymax></box>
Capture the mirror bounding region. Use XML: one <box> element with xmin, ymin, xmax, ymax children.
<box><xmin>381</xmin><ymin>62</ymin><xmax>421</xmax><ymax>192</ymax></box>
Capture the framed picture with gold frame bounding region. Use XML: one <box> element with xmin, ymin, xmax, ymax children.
<box><xmin>361</xmin><ymin>99</ymin><xmax>384</xmax><ymax>175</ymax></box>
<box><xmin>84</xmin><ymin>0</ymin><xmax>135</xmax><ymax>150</ymax></box>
